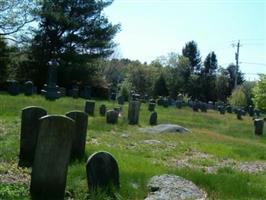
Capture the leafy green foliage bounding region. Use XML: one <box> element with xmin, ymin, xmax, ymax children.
<box><xmin>182</xmin><ymin>40</ymin><xmax>201</xmax><ymax>73</ymax></box>
<box><xmin>153</xmin><ymin>74</ymin><xmax>168</xmax><ymax>97</ymax></box>
<box><xmin>253</xmin><ymin>75</ymin><xmax>266</xmax><ymax>111</ymax></box>
<box><xmin>228</xmin><ymin>86</ymin><xmax>247</xmax><ymax>107</ymax></box>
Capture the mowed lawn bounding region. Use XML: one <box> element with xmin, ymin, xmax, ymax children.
<box><xmin>0</xmin><ymin>93</ymin><xmax>266</xmax><ymax>200</ymax></box>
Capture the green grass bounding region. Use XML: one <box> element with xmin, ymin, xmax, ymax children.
<box><xmin>0</xmin><ymin>93</ymin><xmax>266</xmax><ymax>199</ymax></box>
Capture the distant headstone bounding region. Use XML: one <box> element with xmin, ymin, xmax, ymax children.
<box><xmin>163</xmin><ymin>97</ymin><xmax>168</xmax><ymax>108</ymax></box>
<box><xmin>226</xmin><ymin>105</ymin><xmax>232</xmax><ymax>113</ymax></box>
<box><xmin>66</xmin><ymin>111</ymin><xmax>88</xmax><ymax>160</ymax></box>
<box><xmin>148</xmin><ymin>103</ymin><xmax>156</xmax><ymax>112</ymax></box>
<box><xmin>254</xmin><ymin>109</ymin><xmax>261</xmax><ymax>117</ymax></box>
<box><xmin>149</xmin><ymin>99</ymin><xmax>156</xmax><ymax>104</ymax></box>
<box><xmin>86</xmin><ymin>151</ymin><xmax>119</xmax><ymax>191</ymax></box>
<box><xmin>219</xmin><ymin>107</ymin><xmax>225</xmax><ymax>115</ymax></box>
<box><xmin>85</xmin><ymin>100</ymin><xmax>95</xmax><ymax>116</ymax></box>
<box><xmin>72</xmin><ymin>86</ymin><xmax>79</xmax><ymax>98</ymax></box>
<box><xmin>18</xmin><ymin>106</ymin><xmax>47</xmax><ymax>167</ymax></box>
<box><xmin>207</xmin><ymin>101</ymin><xmax>214</xmax><ymax>109</ymax></box>
<box><xmin>132</xmin><ymin>93</ymin><xmax>140</xmax><ymax>101</ymax></box>
<box><xmin>199</xmin><ymin>102</ymin><xmax>207</xmax><ymax>112</ymax></box>
<box><xmin>24</xmin><ymin>81</ymin><xmax>34</xmax><ymax>96</ymax></box>
<box><xmin>176</xmin><ymin>100</ymin><xmax>182</xmax><ymax>109</ymax></box>
<box><xmin>254</xmin><ymin>119</ymin><xmax>264</xmax><ymax>136</ymax></box>
<box><xmin>106</xmin><ymin>110</ymin><xmax>118</xmax><ymax>124</ymax></box>
<box><xmin>192</xmin><ymin>102</ymin><xmax>199</xmax><ymax>112</ymax></box>
<box><xmin>30</xmin><ymin>115</ymin><xmax>74</xmax><ymax>200</ymax></box>
<box><xmin>99</xmin><ymin>104</ymin><xmax>107</xmax><ymax>116</ymax></box>
<box><xmin>237</xmin><ymin>109</ymin><xmax>242</xmax><ymax>120</ymax></box>
<box><xmin>128</xmin><ymin>101</ymin><xmax>141</xmax><ymax>125</ymax></box>
<box><xmin>84</xmin><ymin>85</ymin><xmax>91</xmax><ymax>99</ymax></box>
<box><xmin>110</xmin><ymin>92</ymin><xmax>116</xmax><ymax>101</ymax></box>
<box><xmin>7</xmin><ymin>80</ymin><xmax>20</xmax><ymax>95</ymax></box>
<box><xmin>149</xmin><ymin>112</ymin><xmax>157</xmax><ymax>126</ymax></box>
<box><xmin>248</xmin><ymin>105</ymin><xmax>254</xmax><ymax>117</ymax></box>
<box><xmin>117</xmin><ymin>96</ymin><xmax>125</xmax><ymax>105</ymax></box>
<box><xmin>59</xmin><ymin>87</ymin><xmax>66</xmax><ymax>97</ymax></box>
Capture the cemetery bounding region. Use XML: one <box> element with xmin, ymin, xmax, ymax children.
<box><xmin>0</xmin><ymin>92</ymin><xmax>265</xmax><ymax>199</ymax></box>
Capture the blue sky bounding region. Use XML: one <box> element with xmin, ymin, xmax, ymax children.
<box><xmin>104</xmin><ymin>0</ymin><xmax>265</xmax><ymax>80</ymax></box>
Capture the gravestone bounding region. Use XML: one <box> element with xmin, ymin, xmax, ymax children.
<box><xmin>163</xmin><ymin>97</ymin><xmax>169</xmax><ymax>108</ymax></box>
<box><xmin>199</xmin><ymin>102</ymin><xmax>207</xmax><ymax>112</ymax></box>
<box><xmin>237</xmin><ymin>109</ymin><xmax>242</xmax><ymax>120</ymax></box>
<box><xmin>117</xmin><ymin>96</ymin><xmax>125</xmax><ymax>105</ymax></box>
<box><xmin>148</xmin><ymin>103</ymin><xmax>156</xmax><ymax>112</ymax></box>
<box><xmin>24</xmin><ymin>81</ymin><xmax>34</xmax><ymax>96</ymax></box>
<box><xmin>219</xmin><ymin>107</ymin><xmax>225</xmax><ymax>115</ymax></box>
<box><xmin>41</xmin><ymin>59</ymin><xmax>61</xmax><ymax>100</ymax></box>
<box><xmin>128</xmin><ymin>101</ymin><xmax>141</xmax><ymax>125</ymax></box>
<box><xmin>132</xmin><ymin>93</ymin><xmax>140</xmax><ymax>101</ymax></box>
<box><xmin>254</xmin><ymin>109</ymin><xmax>261</xmax><ymax>117</ymax></box>
<box><xmin>66</xmin><ymin>111</ymin><xmax>88</xmax><ymax>160</ymax></box>
<box><xmin>72</xmin><ymin>86</ymin><xmax>79</xmax><ymax>98</ymax></box>
<box><xmin>85</xmin><ymin>100</ymin><xmax>95</xmax><ymax>116</ymax></box>
<box><xmin>59</xmin><ymin>87</ymin><xmax>66</xmax><ymax>97</ymax></box>
<box><xmin>7</xmin><ymin>80</ymin><xmax>20</xmax><ymax>95</ymax></box>
<box><xmin>86</xmin><ymin>151</ymin><xmax>119</xmax><ymax>191</ymax></box>
<box><xmin>157</xmin><ymin>97</ymin><xmax>164</xmax><ymax>106</ymax></box>
<box><xmin>106</xmin><ymin>110</ymin><xmax>118</xmax><ymax>124</ymax></box>
<box><xmin>176</xmin><ymin>100</ymin><xmax>182</xmax><ymax>109</ymax></box>
<box><xmin>149</xmin><ymin>112</ymin><xmax>157</xmax><ymax>126</ymax></box>
<box><xmin>30</xmin><ymin>115</ymin><xmax>74</xmax><ymax>200</ymax></box>
<box><xmin>248</xmin><ymin>105</ymin><xmax>254</xmax><ymax>117</ymax></box>
<box><xmin>110</xmin><ymin>92</ymin><xmax>116</xmax><ymax>101</ymax></box>
<box><xmin>207</xmin><ymin>101</ymin><xmax>214</xmax><ymax>109</ymax></box>
<box><xmin>99</xmin><ymin>104</ymin><xmax>107</xmax><ymax>116</ymax></box>
<box><xmin>254</xmin><ymin>119</ymin><xmax>264</xmax><ymax>136</ymax></box>
<box><xmin>192</xmin><ymin>102</ymin><xmax>199</xmax><ymax>112</ymax></box>
<box><xmin>18</xmin><ymin>106</ymin><xmax>47</xmax><ymax>168</ymax></box>
<box><xmin>149</xmin><ymin>99</ymin><xmax>156</xmax><ymax>104</ymax></box>
<box><xmin>84</xmin><ymin>85</ymin><xmax>92</xmax><ymax>99</ymax></box>
<box><xmin>226</xmin><ymin>105</ymin><xmax>232</xmax><ymax>113</ymax></box>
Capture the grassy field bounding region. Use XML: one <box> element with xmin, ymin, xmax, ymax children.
<box><xmin>0</xmin><ymin>93</ymin><xmax>266</xmax><ymax>200</ymax></box>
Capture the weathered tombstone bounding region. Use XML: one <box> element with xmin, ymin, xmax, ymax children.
<box><xmin>219</xmin><ymin>106</ymin><xmax>225</xmax><ymax>115</ymax></box>
<box><xmin>24</xmin><ymin>81</ymin><xmax>34</xmax><ymax>96</ymax></box>
<box><xmin>117</xmin><ymin>96</ymin><xmax>125</xmax><ymax>105</ymax></box>
<box><xmin>84</xmin><ymin>85</ymin><xmax>92</xmax><ymax>99</ymax></box>
<box><xmin>30</xmin><ymin>115</ymin><xmax>74</xmax><ymax>200</ymax></box>
<box><xmin>157</xmin><ymin>96</ymin><xmax>164</xmax><ymax>106</ymax></box>
<box><xmin>72</xmin><ymin>86</ymin><xmax>79</xmax><ymax>98</ymax></box>
<box><xmin>106</xmin><ymin>110</ymin><xmax>118</xmax><ymax>124</ymax></box>
<box><xmin>236</xmin><ymin>109</ymin><xmax>242</xmax><ymax>120</ymax></box>
<box><xmin>207</xmin><ymin>101</ymin><xmax>214</xmax><ymax>109</ymax></box>
<box><xmin>226</xmin><ymin>105</ymin><xmax>232</xmax><ymax>113</ymax></box>
<box><xmin>7</xmin><ymin>80</ymin><xmax>20</xmax><ymax>95</ymax></box>
<box><xmin>254</xmin><ymin>109</ymin><xmax>261</xmax><ymax>117</ymax></box>
<box><xmin>86</xmin><ymin>151</ymin><xmax>119</xmax><ymax>191</ymax></box>
<box><xmin>148</xmin><ymin>103</ymin><xmax>156</xmax><ymax>111</ymax></box>
<box><xmin>128</xmin><ymin>101</ymin><xmax>141</xmax><ymax>125</ymax></box>
<box><xmin>99</xmin><ymin>104</ymin><xmax>107</xmax><ymax>116</ymax></box>
<box><xmin>85</xmin><ymin>100</ymin><xmax>95</xmax><ymax>116</ymax></box>
<box><xmin>254</xmin><ymin>119</ymin><xmax>264</xmax><ymax>136</ymax></box>
<box><xmin>110</xmin><ymin>92</ymin><xmax>116</xmax><ymax>101</ymax></box>
<box><xmin>176</xmin><ymin>100</ymin><xmax>182</xmax><ymax>109</ymax></box>
<box><xmin>66</xmin><ymin>111</ymin><xmax>88</xmax><ymax>160</ymax></box>
<box><xmin>18</xmin><ymin>106</ymin><xmax>47</xmax><ymax>167</ymax></box>
<box><xmin>248</xmin><ymin>105</ymin><xmax>254</xmax><ymax>117</ymax></box>
<box><xmin>149</xmin><ymin>99</ymin><xmax>156</xmax><ymax>104</ymax></box>
<box><xmin>192</xmin><ymin>102</ymin><xmax>199</xmax><ymax>112</ymax></box>
<box><xmin>163</xmin><ymin>97</ymin><xmax>169</xmax><ymax>108</ymax></box>
<box><xmin>132</xmin><ymin>93</ymin><xmax>140</xmax><ymax>101</ymax></box>
<box><xmin>199</xmin><ymin>102</ymin><xmax>207</xmax><ymax>112</ymax></box>
<box><xmin>149</xmin><ymin>112</ymin><xmax>157</xmax><ymax>126</ymax></box>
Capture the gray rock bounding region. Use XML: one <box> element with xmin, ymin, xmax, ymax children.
<box><xmin>139</xmin><ymin>124</ymin><xmax>190</xmax><ymax>134</ymax></box>
<box><xmin>66</xmin><ymin>111</ymin><xmax>88</xmax><ymax>160</ymax></box>
<box><xmin>18</xmin><ymin>106</ymin><xmax>47</xmax><ymax>167</ymax></box>
<box><xmin>106</xmin><ymin>110</ymin><xmax>118</xmax><ymax>124</ymax></box>
<box><xmin>86</xmin><ymin>151</ymin><xmax>119</xmax><ymax>191</ymax></box>
<box><xmin>30</xmin><ymin>115</ymin><xmax>74</xmax><ymax>200</ymax></box>
<box><xmin>85</xmin><ymin>100</ymin><xmax>95</xmax><ymax>116</ymax></box>
<box><xmin>128</xmin><ymin>101</ymin><xmax>141</xmax><ymax>125</ymax></box>
<box><xmin>143</xmin><ymin>140</ymin><xmax>161</xmax><ymax>145</ymax></box>
<box><xmin>145</xmin><ymin>174</ymin><xmax>206</xmax><ymax>200</ymax></box>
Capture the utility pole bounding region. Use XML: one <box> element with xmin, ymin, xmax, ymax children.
<box><xmin>233</xmin><ymin>40</ymin><xmax>240</xmax><ymax>88</ymax></box>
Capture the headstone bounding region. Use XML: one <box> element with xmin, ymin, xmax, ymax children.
<box><xmin>72</xmin><ymin>86</ymin><xmax>79</xmax><ymax>98</ymax></box>
<box><xmin>30</xmin><ymin>115</ymin><xmax>74</xmax><ymax>200</ymax></box>
<box><xmin>132</xmin><ymin>93</ymin><xmax>140</xmax><ymax>101</ymax></box>
<box><xmin>110</xmin><ymin>92</ymin><xmax>116</xmax><ymax>101</ymax></box>
<box><xmin>7</xmin><ymin>80</ymin><xmax>20</xmax><ymax>95</ymax></box>
<box><xmin>148</xmin><ymin>103</ymin><xmax>156</xmax><ymax>112</ymax></box>
<box><xmin>219</xmin><ymin>106</ymin><xmax>225</xmax><ymax>115</ymax></box>
<box><xmin>157</xmin><ymin>97</ymin><xmax>164</xmax><ymax>106</ymax></box>
<box><xmin>254</xmin><ymin>119</ymin><xmax>264</xmax><ymax>136</ymax></box>
<box><xmin>85</xmin><ymin>100</ymin><xmax>95</xmax><ymax>116</ymax></box>
<box><xmin>149</xmin><ymin>99</ymin><xmax>156</xmax><ymax>104</ymax></box>
<box><xmin>254</xmin><ymin>109</ymin><xmax>261</xmax><ymax>117</ymax></box>
<box><xmin>226</xmin><ymin>105</ymin><xmax>232</xmax><ymax>113</ymax></box>
<box><xmin>192</xmin><ymin>102</ymin><xmax>199</xmax><ymax>112</ymax></box>
<box><xmin>248</xmin><ymin>105</ymin><xmax>254</xmax><ymax>117</ymax></box>
<box><xmin>149</xmin><ymin>112</ymin><xmax>157</xmax><ymax>126</ymax></box>
<box><xmin>207</xmin><ymin>101</ymin><xmax>214</xmax><ymax>109</ymax></box>
<box><xmin>59</xmin><ymin>87</ymin><xmax>66</xmax><ymax>97</ymax></box>
<box><xmin>199</xmin><ymin>102</ymin><xmax>207</xmax><ymax>112</ymax></box>
<box><xmin>18</xmin><ymin>106</ymin><xmax>47</xmax><ymax>167</ymax></box>
<box><xmin>128</xmin><ymin>101</ymin><xmax>141</xmax><ymax>125</ymax></box>
<box><xmin>237</xmin><ymin>109</ymin><xmax>242</xmax><ymax>120</ymax></box>
<box><xmin>86</xmin><ymin>151</ymin><xmax>119</xmax><ymax>191</ymax></box>
<box><xmin>176</xmin><ymin>100</ymin><xmax>182</xmax><ymax>109</ymax></box>
<box><xmin>99</xmin><ymin>104</ymin><xmax>107</xmax><ymax>116</ymax></box>
<box><xmin>66</xmin><ymin>111</ymin><xmax>88</xmax><ymax>160</ymax></box>
<box><xmin>84</xmin><ymin>85</ymin><xmax>91</xmax><ymax>99</ymax></box>
<box><xmin>24</xmin><ymin>81</ymin><xmax>34</xmax><ymax>96</ymax></box>
<box><xmin>117</xmin><ymin>96</ymin><xmax>125</xmax><ymax>105</ymax></box>
<box><xmin>106</xmin><ymin>110</ymin><xmax>118</xmax><ymax>124</ymax></box>
<box><xmin>163</xmin><ymin>97</ymin><xmax>168</xmax><ymax>108</ymax></box>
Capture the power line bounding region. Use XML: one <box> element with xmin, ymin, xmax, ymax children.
<box><xmin>240</xmin><ymin>62</ymin><xmax>266</xmax><ymax>66</ymax></box>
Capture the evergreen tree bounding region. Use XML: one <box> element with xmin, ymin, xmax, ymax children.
<box><xmin>182</xmin><ymin>41</ymin><xmax>201</xmax><ymax>73</ymax></box>
<box><xmin>0</xmin><ymin>37</ymin><xmax>9</xmax><ymax>83</ymax></box>
<box><xmin>153</xmin><ymin>74</ymin><xmax>168</xmax><ymax>97</ymax></box>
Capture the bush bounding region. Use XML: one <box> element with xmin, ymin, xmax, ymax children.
<box><xmin>228</xmin><ymin>86</ymin><xmax>247</xmax><ymax>107</ymax></box>
<box><xmin>252</xmin><ymin>75</ymin><xmax>266</xmax><ymax>111</ymax></box>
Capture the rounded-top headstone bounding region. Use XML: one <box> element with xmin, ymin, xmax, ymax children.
<box><xmin>30</xmin><ymin>115</ymin><xmax>75</xmax><ymax>200</ymax></box>
<box><xmin>106</xmin><ymin>110</ymin><xmax>118</xmax><ymax>124</ymax></box>
<box><xmin>85</xmin><ymin>100</ymin><xmax>95</xmax><ymax>116</ymax></box>
<box><xmin>86</xmin><ymin>151</ymin><xmax>119</xmax><ymax>191</ymax></box>
<box><xmin>66</xmin><ymin>111</ymin><xmax>88</xmax><ymax>160</ymax></box>
<box><xmin>18</xmin><ymin>106</ymin><xmax>47</xmax><ymax>167</ymax></box>
<box><xmin>99</xmin><ymin>104</ymin><xmax>107</xmax><ymax>116</ymax></box>
<box><xmin>254</xmin><ymin>119</ymin><xmax>264</xmax><ymax>136</ymax></box>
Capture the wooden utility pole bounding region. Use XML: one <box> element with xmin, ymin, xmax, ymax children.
<box><xmin>234</xmin><ymin>40</ymin><xmax>240</xmax><ymax>88</ymax></box>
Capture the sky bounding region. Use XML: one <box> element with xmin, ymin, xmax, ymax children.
<box><xmin>104</xmin><ymin>0</ymin><xmax>266</xmax><ymax>81</ymax></box>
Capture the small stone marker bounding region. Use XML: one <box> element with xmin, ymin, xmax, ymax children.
<box><xmin>30</xmin><ymin>115</ymin><xmax>74</xmax><ymax>200</ymax></box>
<box><xmin>86</xmin><ymin>151</ymin><xmax>119</xmax><ymax>191</ymax></box>
<box><xmin>149</xmin><ymin>112</ymin><xmax>157</xmax><ymax>126</ymax></box>
<box><xmin>200</xmin><ymin>102</ymin><xmax>207</xmax><ymax>112</ymax></box>
<box><xmin>176</xmin><ymin>100</ymin><xmax>182</xmax><ymax>109</ymax></box>
<box><xmin>106</xmin><ymin>110</ymin><xmax>118</xmax><ymax>124</ymax></box>
<box><xmin>226</xmin><ymin>105</ymin><xmax>232</xmax><ymax>113</ymax></box>
<box><xmin>85</xmin><ymin>100</ymin><xmax>95</xmax><ymax>116</ymax></box>
<box><xmin>254</xmin><ymin>119</ymin><xmax>264</xmax><ymax>136</ymax></box>
<box><xmin>66</xmin><ymin>111</ymin><xmax>88</xmax><ymax>160</ymax></box>
<box><xmin>117</xmin><ymin>95</ymin><xmax>125</xmax><ymax>105</ymax></box>
<box><xmin>18</xmin><ymin>106</ymin><xmax>47</xmax><ymax>167</ymax></box>
<box><xmin>148</xmin><ymin>103</ymin><xmax>156</xmax><ymax>111</ymax></box>
<box><xmin>99</xmin><ymin>104</ymin><xmax>107</xmax><ymax>116</ymax></box>
<box><xmin>24</xmin><ymin>81</ymin><xmax>34</xmax><ymax>96</ymax></box>
<box><xmin>128</xmin><ymin>101</ymin><xmax>141</xmax><ymax>125</ymax></box>
<box><xmin>237</xmin><ymin>109</ymin><xmax>242</xmax><ymax>120</ymax></box>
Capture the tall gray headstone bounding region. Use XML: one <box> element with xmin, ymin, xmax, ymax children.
<box><xmin>85</xmin><ymin>100</ymin><xmax>95</xmax><ymax>116</ymax></box>
<box><xmin>86</xmin><ymin>151</ymin><xmax>119</xmax><ymax>191</ymax></box>
<box><xmin>66</xmin><ymin>111</ymin><xmax>88</xmax><ymax>160</ymax></box>
<box><xmin>128</xmin><ymin>101</ymin><xmax>141</xmax><ymax>125</ymax></box>
<box><xmin>254</xmin><ymin>119</ymin><xmax>264</xmax><ymax>136</ymax></box>
<box><xmin>149</xmin><ymin>112</ymin><xmax>157</xmax><ymax>126</ymax></box>
<box><xmin>30</xmin><ymin>115</ymin><xmax>74</xmax><ymax>200</ymax></box>
<box><xmin>106</xmin><ymin>110</ymin><xmax>118</xmax><ymax>124</ymax></box>
<box><xmin>18</xmin><ymin>106</ymin><xmax>47</xmax><ymax>168</ymax></box>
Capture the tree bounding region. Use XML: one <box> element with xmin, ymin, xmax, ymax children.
<box><xmin>215</xmin><ymin>68</ymin><xmax>230</xmax><ymax>101</ymax></box>
<box><xmin>228</xmin><ymin>86</ymin><xmax>247</xmax><ymax>107</ymax></box>
<box><xmin>182</xmin><ymin>41</ymin><xmax>201</xmax><ymax>73</ymax></box>
<box><xmin>252</xmin><ymin>75</ymin><xmax>266</xmax><ymax>111</ymax></box>
<box><xmin>29</xmin><ymin>0</ymin><xmax>120</xmax><ymax>88</ymax></box>
<box><xmin>202</xmin><ymin>51</ymin><xmax>218</xmax><ymax>75</ymax></box>
<box><xmin>226</xmin><ymin>63</ymin><xmax>244</xmax><ymax>93</ymax></box>
<box><xmin>0</xmin><ymin>37</ymin><xmax>9</xmax><ymax>83</ymax></box>
<box><xmin>153</xmin><ymin>74</ymin><xmax>168</xmax><ymax>97</ymax></box>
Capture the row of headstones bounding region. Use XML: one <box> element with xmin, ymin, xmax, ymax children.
<box><xmin>6</xmin><ymin>80</ymin><xmax>37</xmax><ymax>96</ymax></box>
<box><xmin>85</xmin><ymin>100</ymin><xmax>158</xmax><ymax>126</ymax></box>
<box><xmin>18</xmin><ymin>106</ymin><xmax>119</xmax><ymax>199</ymax></box>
